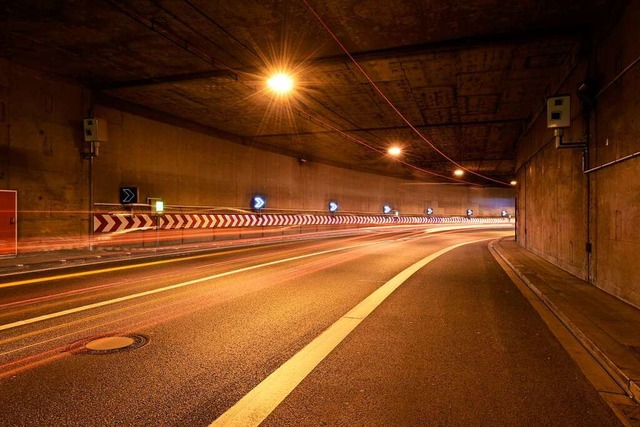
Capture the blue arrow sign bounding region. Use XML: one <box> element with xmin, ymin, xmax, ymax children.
<box><xmin>426</xmin><ymin>207</ymin><xmax>434</xmax><ymax>215</ymax></box>
<box><xmin>119</xmin><ymin>187</ymin><xmax>138</xmax><ymax>204</ymax></box>
<box><xmin>252</xmin><ymin>196</ymin><xmax>266</xmax><ymax>210</ymax></box>
<box><xmin>383</xmin><ymin>205</ymin><xmax>392</xmax><ymax>214</ymax></box>
<box><xmin>122</xmin><ymin>188</ymin><xmax>135</xmax><ymax>203</ymax></box>
<box><xmin>329</xmin><ymin>201</ymin><xmax>339</xmax><ymax>213</ymax></box>
<box><xmin>467</xmin><ymin>209</ymin><xmax>474</xmax><ymax>216</ymax></box>
<box><xmin>501</xmin><ymin>210</ymin><xmax>508</xmax><ymax>217</ymax></box>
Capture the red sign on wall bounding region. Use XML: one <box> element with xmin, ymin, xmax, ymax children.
<box><xmin>0</xmin><ymin>190</ymin><xmax>17</xmax><ymax>256</ymax></box>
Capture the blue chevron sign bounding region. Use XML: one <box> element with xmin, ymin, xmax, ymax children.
<box><xmin>252</xmin><ymin>195</ymin><xmax>266</xmax><ymax>210</ymax></box>
<box><xmin>119</xmin><ymin>187</ymin><xmax>138</xmax><ymax>204</ymax></box>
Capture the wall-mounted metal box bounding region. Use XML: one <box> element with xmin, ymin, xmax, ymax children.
<box><xmin>83</xmin><ymin>118</ymin><xmax>108</xmax><ymax>142</ymax></box>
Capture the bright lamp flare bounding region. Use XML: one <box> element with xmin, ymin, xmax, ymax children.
<box><xmin>267</xmin><ymin>73</ymin><xmax>294</xmax><ymax>94</ymax></box>
<box><xmin>388</xmin><ymin>146</ymin><xmax>402</xmax><ymax>156</ymax></box>
<box><xmin>510</xmin><ymin>180</ymin><xmax>517</xmax><ymax>186</ymax></box>
<box><xmin>454</xmin><ymin>169</ymin><xmax>464</xmax><ymax>177</ymax></box>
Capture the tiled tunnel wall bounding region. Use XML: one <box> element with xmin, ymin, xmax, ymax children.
<box><xmin>516</xmin><ymin>1</ymin><xmax>640</xmax><ymax>307</ymax></box>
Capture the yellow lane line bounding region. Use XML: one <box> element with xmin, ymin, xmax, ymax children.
<box><xmin>210</xmin><ymin>238</ymin><xmax>490</xmax><ymax>427</ymax></box>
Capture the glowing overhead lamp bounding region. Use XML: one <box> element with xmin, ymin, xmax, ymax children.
<box><xmin>510</xmin><ymin>180</ymin><xmax>517</xmax><ymax>186</ymax></box>
<box><xmin>453</xmin><ymin>169</ymin><xmax>464</xmax><ymax>177</ymax></box>
<box><xmin>267</xmin><ymin>72</ymin><xmax>294</xmax><ymax>95</ymax></box>
<box><xmin>387</xmin><ymin>146</ymin><xmax>402</xmax><ymax>156</ymax></box>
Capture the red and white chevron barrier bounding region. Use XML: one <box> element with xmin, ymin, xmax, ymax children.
<box><xmin>158</xmin><ymin>214</ymin><xmax>396</xmax><ymax>229</ymax></box>
<box><xmin>93</xmin><ymin>213</ymin><xmax>155</xmax><ymax>233</ymax></box>
<box><xmin>93</xmin><ymin>213</ymin><xmax>510</xmax><ymax>233</ymax></box>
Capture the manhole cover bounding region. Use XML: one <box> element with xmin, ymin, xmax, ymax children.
<box><xmin>86</xmin><ymin>336</ymin><xmax>135</xmax><ymax>351</ymax></box>
<box><xmin>69</xmin><ymin>334</ymin><xmax>148</xmax><ymax>355</ymax></box>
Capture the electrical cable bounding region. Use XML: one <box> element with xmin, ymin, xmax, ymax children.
<box><xmin>293</xmin><ymin>108</ymin><xmax>475</xmax><ymax>184</ymax></box>
<box><xmin>150</xmin><ymin>0</ymin><xmax>245</xmax><ymax>66</ymax></box>
<box><xmin>107</xmin><ymin>0</ymin><xmax>487</xmax><ymax>185</ymax></box>
<box><xmin>301</xmin><ymin>0</ymin><xmax>512</xmax><ymax>187</ymax></box>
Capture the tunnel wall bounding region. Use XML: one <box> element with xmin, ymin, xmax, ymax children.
<box><xmin>515</xmin><ymin>1</ymin><xmax>640</xmax><ymax>307</ymax></box>
<box><xmin>0</xmin><ymin>60</ymin><xmax>90</xmax><ymax>240</ymax></box>
<box><xmin>92</xmin><ymin>104</ymin><xmax>513</xmax><ymax>217</ymax></box>
<box><xmin>0</xmin><ymin>59</ymin><xmax>513</xmax><ymax>243</ymax></box>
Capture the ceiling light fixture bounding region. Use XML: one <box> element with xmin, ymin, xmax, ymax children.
<box><xmin>267</xmin><ymin>73</ymin><xmax>294</xmax><ymax>95</ymax></box>
<box><xmin>454</xmin><ymin>169</ymin><xmax>464</xmax><ymax>177</ymax></box>
<box><xmin>387</xmin><ymin>146</ymin><xmax>402</xmax><ymax>156</ymax></box>
<box><xmin>510</xmin><ymin>180</ymin><xmax>517</xmax><ymax>186</ymax></box>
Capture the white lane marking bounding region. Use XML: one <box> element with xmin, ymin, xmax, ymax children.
<box><xmin>210</xmin><ymin>238</ymin><xmax>489</xmax><ymax>427</ymax></box>
<box><xmin>0</xmin><ymin>242</ymin><xmax>383</xmax><ymax>333</ymax></box>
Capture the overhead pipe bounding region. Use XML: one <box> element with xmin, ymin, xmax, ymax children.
<box><xmin>584</xmin><ymin>52</ymin><xmax>640</xmax><ymax>174</ymax></box>
<box><xmin>584</xmin><ymin>150</ymin><xmax>640</xmax><ymax>174</ymax></box>
<box><xmin>596</xmin><ymin>53</ymin><xmax>640</xmax><ymax>98</ymax></box>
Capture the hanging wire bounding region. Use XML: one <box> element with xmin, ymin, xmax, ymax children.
<box><xmin>109</xmin><ymin>0</ymin><xmax>489</xmax><ymax>185</ymax></box>
<box><xmin>301</xmin><ymin>0</ymin><xmax>512</xmax><ymax>187</ymax></box>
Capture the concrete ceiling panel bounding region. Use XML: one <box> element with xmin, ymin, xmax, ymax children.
<box><xmin>0</xmin><ymin>0</ymin><xmax>620</xmax><ymax>185</ymax></box>
<box><xmin>416</xmin><ymin>86</ymin><xmax>457</xmax><ymax>110</ymax></box>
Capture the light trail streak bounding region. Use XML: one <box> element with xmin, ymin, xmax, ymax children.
<box><xmin>0</xmin><ymin>229</ymin><xmax>510</xmax><ymax>379</ymax></box>
<box><xmin>0</xmin><ymin>234</ymin><xmax>413</xmax><ymax>377</ymax></box>
<box><xmin>0</xmin><ymin>232</ymin><xmax>416</xmax><ymax>334</ymax></box>
<box><xmin>0</xmin><ymin>231</ymin><xmax>420</xmax><ymax>342</ymax></box>
<box><xmin>0</xmin><ymin>241</ymin><xmax>387</xmax><ymax>333</ymax></box>
<box><xmin>0</xmin><ymin>346</ymin><xmax>71</xmax><ymax>379</ymax></box>
<box><xmin>0</xmin><ymin>246</ymin><xmax>266</xmax><ymax>289</ymax></box>
<box><xmin>0</xmin><ymin>281</ymin><xmax>130</xmax><ymax>311</ymax></box>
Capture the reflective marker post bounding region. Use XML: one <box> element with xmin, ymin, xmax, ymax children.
<box><xmin>149</xmin><ymin>198</ymin><xmax>164</xmax><ymax>246</ymax></box>
<box><xmin>155</xmin><ymin>200</ymin><xmax>164</xmax><ymax>215</ymax></box>
<box><xmin>251</xmin><ymin>196</ymin><xmax>266</xmax><ymax>236</ymax></box>
<box><xmin>155</xmin><ymin>200</ymin><xmax>164</xmax><ymax>246</ymax></box>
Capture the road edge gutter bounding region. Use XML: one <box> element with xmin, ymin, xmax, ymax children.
<box><xmin>489</xmin><ymin>238</ymin><xmax>638</xmax><ymax>404</ymax></box>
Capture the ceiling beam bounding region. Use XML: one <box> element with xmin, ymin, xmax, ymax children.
<box><xmin>95</xmin><ymin>69</ymin><xmax>237</xmax><ymax>91</ymax></box>
<box><xmin>90</xmin><ymin>25</ymin><xmax>588</xmax><ymax>89</ymax></box>
<box><xmin>311</xmin><ymin>24</ymin><xmax>590</xmax><ymax>64</ymax></box>
<box><xmin>92</xmin><ymin>93</ymin><xmax>426</xmax><ymax>181</ymax></box>
<box><xmin>103</xmin><ymin>0</ymin><xmax>237</xmax><ymax>81</ymax></box>
<box><xmin>252</xmin><ymin>117</ymin><xmax>528</xmax><ymax>139</ymax></box>
<box><xmin>94</xmin><ymin>92</ymin><xmax>244</xmax><ymax>144</ymax></box>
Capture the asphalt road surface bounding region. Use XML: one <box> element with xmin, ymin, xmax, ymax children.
<box><xmin>0</xmin><ymin>226</ymin><xmax>621</xmax><ymax>426</ymax></box>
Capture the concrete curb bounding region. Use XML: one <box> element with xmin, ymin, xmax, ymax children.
<box><xmin>489</xmin><ymin>239</ymin><xmax>638</xmax><ymax>403</ymax></box>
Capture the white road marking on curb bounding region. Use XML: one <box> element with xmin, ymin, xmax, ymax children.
<box><xmin>0</xmin><ymin>243</ymin><xmax>381</xmax><ymax>332</ymax></box>
<box><xmin>210</xmin><ymin>238</ymin><xmax>489</xmax><ymax>427</ymax></box>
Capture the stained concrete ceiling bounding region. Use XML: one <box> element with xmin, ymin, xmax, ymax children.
<box><xmin>0</xmin><ymin>0</ymin><xmax>619</xmax><ymax>186</ymax></box>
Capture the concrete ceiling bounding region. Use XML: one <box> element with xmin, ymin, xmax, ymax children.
<box><xmin>0</xmin><ymin>0</ymin><xmax>618</xmax><ymax>186</ymax></box>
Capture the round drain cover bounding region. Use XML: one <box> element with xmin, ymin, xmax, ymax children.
<box><xmin>68</xmin><ymin>334</ymin><xmax>149</xmax><ymax>355</ymax></box>
<box><xmin>85</xmin><ymin>336</ymin><xmax>135</xmax><ymax>351</ymax></box>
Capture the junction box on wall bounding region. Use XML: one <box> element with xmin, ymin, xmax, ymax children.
<box><xmin>83</xmin><ymin>118</ymin><xmax>108</xmax><ymax>157</ymax></box>
<box><xmin>547</xmin><ymin>95</ymin><xmax>587</xmax><ymax>149</ymax></box>
<box><xmin>546</xmin><ymin>94</ymin><xmax>588</xmax><ymax>172</ymax></box>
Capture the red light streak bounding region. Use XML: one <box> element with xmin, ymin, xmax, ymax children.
<box><xmin>0</xmin><ymin>229</ymin><xmax>424</xmax><ymax>377</ymax></box>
